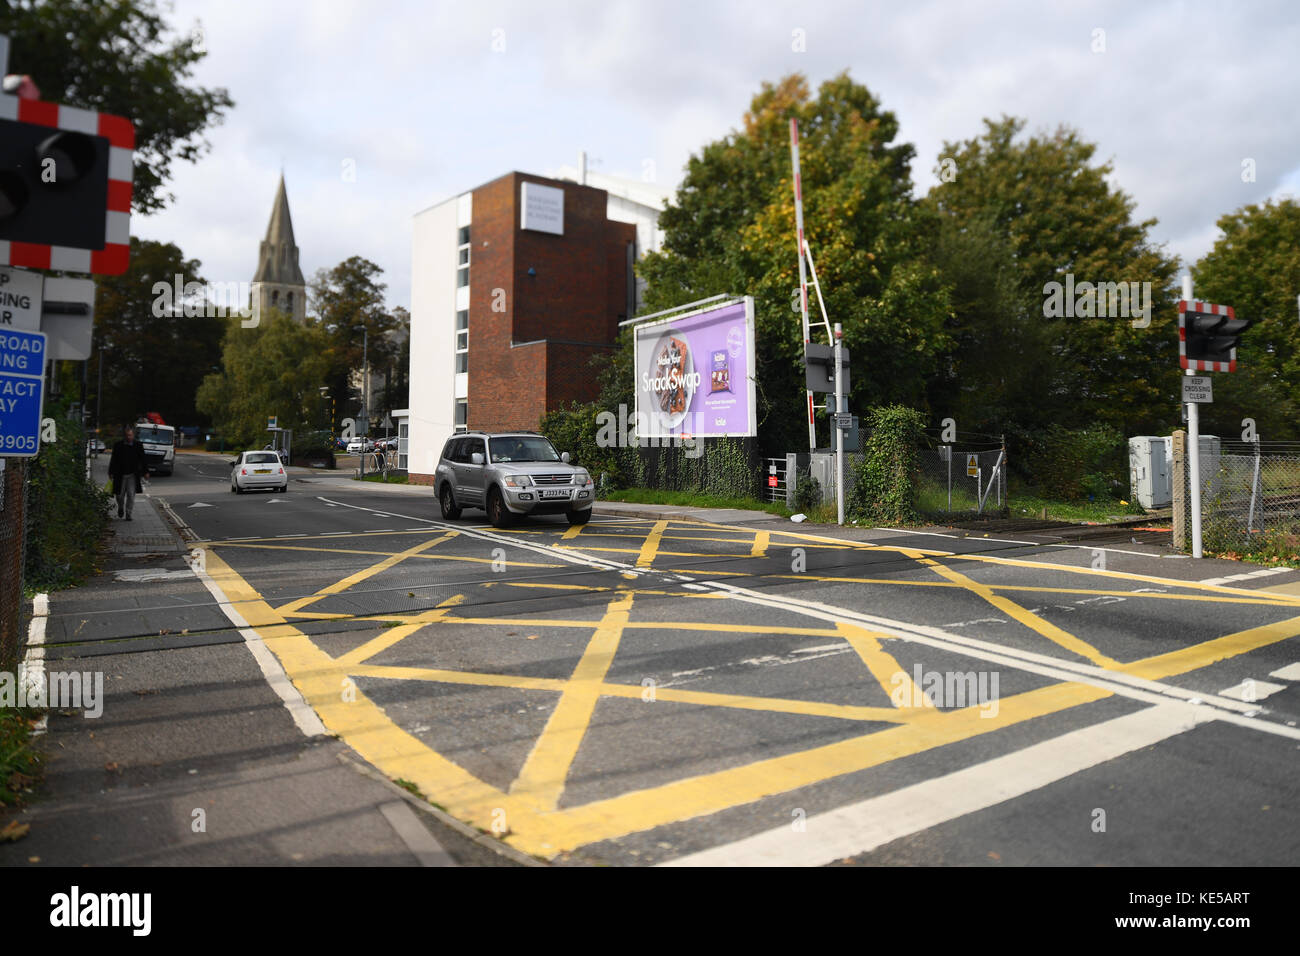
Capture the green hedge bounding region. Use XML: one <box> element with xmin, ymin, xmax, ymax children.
<box><xmin>847</xmin><ymin>405</ymin><xmax>927</xmax><ymax>524</ymax></box>
<box><xmin>540</xmin><ymin>403</ymin><xmax>759</xmax><ymax>499</ymax></box>
<box><xmin>26</xmin><ymin>414</ymin><xmax>112</xmax><ymax>592</ymax></box>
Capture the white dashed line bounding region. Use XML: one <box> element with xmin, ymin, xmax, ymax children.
<box><xmin>1268</xmin><ymin>662</ymin><xmax>1300</xmax><ymax>681</ymax></box>
<box><xmin>1218</xmin><ymin>679</ymin><xmax>1287</xmax><ymax>703</ymax></box>
<box><xmin>1197</xmin><ymin>567</ymin><xmax>1294</xmax><ymax>587</ymax></box>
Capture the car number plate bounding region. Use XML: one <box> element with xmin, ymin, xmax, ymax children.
<box><xmin>540</xmin><ymin>489</ymin><xmax>571</xmax><ymax>499</ymax></box>
<box><xmin>254</xmin><ymin>468</ymin><xmax>271</xmax><ymax>474</ymax></box>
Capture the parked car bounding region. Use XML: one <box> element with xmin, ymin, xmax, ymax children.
<box><xmin>346</xmin><ymin>438</ymin><xmax>373</xmax><ymax>454</ymax></box>
<box><xmin>434</xmin><ymin>432</ymin><xmax>594</xmax><ymax>527</ymax></box>
<box><xmin>229</xmin><ymin>450</ymin><xmax>289</xmax><ymax>494</ymax></box>
<box><xmin>87</xmin><ymin>438</ymin><xmax>106</xmax><ymax>456</ymax></box>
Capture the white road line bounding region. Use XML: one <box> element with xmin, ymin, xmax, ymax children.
<box><xmin>1197</xmin><ymin>567</ymin><xmax>1294</xmax><ymax>587</ymax></box>
<box><xmin>189</xmin><ymin>563</ymin><xmax>326</xmax><ymax>738</ymax></box>
<box><xmin>878</xmin><ymin>526</ymin><xmax>1165</xmax><ymax>558</ymax></box>
<box><xmin>1269</xmin><ymin>662</ymin><xmax>1300</xmax><ymax>681</ymax></box>
<box><xmin>661</xmin><ymin>703</ymin><xmax>1214</xmax><ymax>867</ymax></box>
<box><xmin>23</xmin><ymin>593</ymin><xmax>49</xmax><ymax>736</ymax></box>
<box><xmin>1218</xmin><ymin>679</ymin><xmax>1287</xmax><ymax>702</ymax></box>
<box><xmin>878</xmin><ymin>527</ymin><xmax>1038</xmax><ymax>545</ymax></box>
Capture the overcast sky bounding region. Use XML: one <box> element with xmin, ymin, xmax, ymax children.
<box><xmin>134</xmin><ymin>0</ymin><xmax>1300</xmax><ymax>311</ymax></box>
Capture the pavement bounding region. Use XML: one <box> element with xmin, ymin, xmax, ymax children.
<box><xmin>0</xmin><ymin>453</ymin><xmax>523</xmax><ymax>867</ymax></box>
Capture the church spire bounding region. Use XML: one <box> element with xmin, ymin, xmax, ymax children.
<box><xmin>253</xmin><ymin>174</ymin><xmax>305</xmax><ymax>285</ymax></box>
<box><xmin>250</xmin><ymin>174</ymin><xmax>307</xmax><ymax>323</ymax></box>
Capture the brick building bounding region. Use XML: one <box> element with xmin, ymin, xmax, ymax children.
<box><xmin>406</xmin><ymin>168</ymin><xmax>667</xmax><ymax>482</ymax></box>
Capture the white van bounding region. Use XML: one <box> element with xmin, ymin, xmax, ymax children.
<box><xmin>136</xmin><ymin>423</ymin><xmax>176</xmax><ymax>476</ymax></box>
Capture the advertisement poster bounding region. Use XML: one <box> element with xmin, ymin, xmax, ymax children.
<box><xmin>633</xmin><ymin>297</ymin><xmax>756</xmax><ymax>438</ymax></box>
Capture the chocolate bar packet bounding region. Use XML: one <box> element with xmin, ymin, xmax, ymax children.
<box><xmin>710</xmin><ymin>350</ymin><xmax>731</xmax><ymax>393</ymax></box>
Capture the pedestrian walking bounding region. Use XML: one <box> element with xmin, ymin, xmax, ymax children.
<box><xmin>109</xmin><ymin>425</ymin><xmax>147</xmax><ymax>520</ymax></box>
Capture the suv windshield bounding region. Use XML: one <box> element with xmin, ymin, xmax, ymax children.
<box><xmin>489</xmin><ymin>436</ymin><xmax>560</xmax><ymax>463</ymax></box>
<box><xmin>136</xmin><ymin>427</ymin><xmax>173</xmax><ymax>445</ymax></box>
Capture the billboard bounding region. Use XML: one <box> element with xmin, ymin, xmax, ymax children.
<box><xmin>633</xmin><ymin>296</ymin><xmax>756</xmax><ymax>439</ymax></box>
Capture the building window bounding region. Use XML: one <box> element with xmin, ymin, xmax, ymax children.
<box><xmin>457</xmin><ymin>227</ymin><xmax>470</xmax><ymax>288</ymax></box>
<box><xmin>454</xmin><ymin>400</ymin><xmax>467</xmax><ymax>431</ymax></box>
<box><xmin>271</xmin><ymin>290</ymin><xmax>279</xmax><ymax>307</ymax></box>
<box><xmin>286</xmin><ymin>291</ymin><xmax>294</xmax><ymax>313</ymax></box>
<box><xmin>455</xmin><ymin>309</ymin><xmax>468</xmax><ymax>373</ymax></box>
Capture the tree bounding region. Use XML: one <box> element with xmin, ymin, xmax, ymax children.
<box><xmin>1191</xmin><ymin>198</ymin><xmax>1300</xmax><ymax>440</ymax></box>
<box><xmin>91</xmin><ymin>237</ymin><xmax>224</xmax><ymax>428</ymax></box>
<box><xmin>923</xmin><ymin>117</ymin><xmax>1182</xmax><ymax>440</ymax></box>
<box><xmin>378</xmin><ymin>306</ymin><xmax>410</xmax><ymax>413</ymax></box>
<box><xmin>0</xmin><ymin>0</ymin><xmax>234</xmax><ymax>214</ymax></box>
<box><xmin>308</xmin><ymin>257</ymin><xmax>402</xmax><ymax>430</ymax></box>
<box><xmin>196</xmin><ymin>311</ymin><xmax>331</xmax><ymax>447</ymax></box>
<box><xmin>637</xmin><ymin>72</ymin><xmax>951</xmax><ymax>454</ymax></box>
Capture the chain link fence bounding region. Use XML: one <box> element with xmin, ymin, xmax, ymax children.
<box><xmin>913</xmin><ymin>445</ymin><xmax>1007</xmax><ymax>517</ymax></box>
<box><xmin>1180</xmin><ymin>440</ymin><xmax>1300</xmax><ymax>553</ymax></box>
<box><xmin>0</xmin><ymin>459</ymin><xmax>29</xmax><ymax>670</ymax></box>
<box><xmin>828</xmin><ymin>429</ymin><xmax>1007</xmax><ymax>519</ymax></box>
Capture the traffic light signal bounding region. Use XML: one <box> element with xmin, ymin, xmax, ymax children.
<box><xmin>0</xmin><ymin>97</ymin><xmax>133</xmax><ymax>274</ymax></box>
<box><xmin>1179</xmin><ymin>300</ymin><xmax>1249</xmax><ymax>372</ymax></box>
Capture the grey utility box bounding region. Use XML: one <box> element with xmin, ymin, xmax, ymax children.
<box><xmin>1128</xmin><ymin>436</ymin><xmax>1172</xmax><ymax>508</ymax></box>
<box><xmin>1129</xmin><ymin>434</ymin><xmax>1221</xmax><ymax>509</ymax></box>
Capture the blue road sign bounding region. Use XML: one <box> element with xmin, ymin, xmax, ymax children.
<box><xmin>0</xmin><ymin>328</ymin><xmax>46</xmax><ymax>458</ymax></box>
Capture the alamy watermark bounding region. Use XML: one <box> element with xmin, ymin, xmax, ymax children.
<box><xmin>0</xmin><ymin>667</ymin><xmax>104</xmax><ymax>717</ymax></box>
<box><xmin>152</xmin><ymin>274</ymin><xmax>258</xmax><ymax>327</ymax></box>
<box><xmin>50</xmin><ymin>886</ymin><xmax>150</xmax><ymax>936</ymax></box>
<box><xmin>596</xmin><ymin>404</ymin><xmax>703</xmax><ymax>458</ymax></box>
<box><xmin>1042</xmin><ymin>274</ymin><xmax>1151</xmax><ymax>328</ymax></box>
<box><xmin>889</xmin><ymin>664</ymin><xmax>1000</xmax><ymax>717</ymax></box>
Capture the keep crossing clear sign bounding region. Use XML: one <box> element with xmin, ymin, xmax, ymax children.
<box><xmin>0</xmin><ymin>328</ymin><xmax>46</xmax><ymax>457</ymax></box>
<box><xmin>1182</xmin><ymin>376</ymin><xmax>1213</xmax><ymax>404</ymax></box>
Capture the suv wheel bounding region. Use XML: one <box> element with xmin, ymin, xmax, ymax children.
<box><xmin>439</xmin><ymin>484</ymin><xmax>462</xmax><ymax>520</ymax></box>
<box><xmin>566</xmin><ymin>509</ymin><xmax>591</xmax><ymax>526</ymax></box>
<box><xmin>487</xmin><ymin>488</ymin><xmax>512</xmax><ymax>528</ymax></box>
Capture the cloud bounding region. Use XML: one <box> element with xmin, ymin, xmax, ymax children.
<box><xmin>132</xmin><ymin>0</ymin><xmax>1300</xmax><ymax>309</ymax></box>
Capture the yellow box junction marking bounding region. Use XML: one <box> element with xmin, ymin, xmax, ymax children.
<box><xmin>196</xmin><ymin>519</ymin><xmax>1300</xmax><ymax>858</ymax></box>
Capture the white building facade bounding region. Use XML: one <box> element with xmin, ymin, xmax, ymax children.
<box><xmin>406</xmin><ymin>165</ymin><xmax>669</xmax><ymax>483</ymax></box>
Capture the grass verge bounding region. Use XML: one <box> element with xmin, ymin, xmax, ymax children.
<box><xmin>356</xmin><ymin>472</ymin><xmax>408</xmax><ymax>484</ymax></box>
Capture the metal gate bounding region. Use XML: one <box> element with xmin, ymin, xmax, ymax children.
<box><xmin>765</xmin><ymin>457</ymin><xmax>788</xmax><ymax>504</ymax></box>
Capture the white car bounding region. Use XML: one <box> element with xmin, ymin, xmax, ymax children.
<box><xmin>230</xmin><ymin>450</ymin><xmax>288</xmax><ymax>493</ymax></box>
<box><xmin>346</xmin><ymin>438</ymin><xmax>373</xmax><ymax>454</ymax></box>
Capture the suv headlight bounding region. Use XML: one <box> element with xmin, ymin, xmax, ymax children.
<box><xmin>572</xmin><ymin>470</ymin><xmax>592</xmax><ymax>486</ymax></box>
<box><xmin>503</xmin><ymin>474</ymin><xmax>532</xmax><ymax>488</ymax></box>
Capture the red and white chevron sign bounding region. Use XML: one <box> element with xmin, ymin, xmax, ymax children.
<box><xmin>1178</xmin><ymin>299</ymin><xmax>1237</xmax><ymax>372</ymax></box>
<box><xmin>0</xmin><ymin>94</ymin><xmax>134</xmax><ymax>275</ymax></box>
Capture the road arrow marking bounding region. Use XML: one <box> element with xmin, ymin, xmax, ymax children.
<box><xmin>188</xmin><ymin>502</ymin><xmax>213</xmax><ymax>508</ymax></box>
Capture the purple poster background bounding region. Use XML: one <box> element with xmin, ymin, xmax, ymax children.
<box><xmin>633</xmin><ymin>298</ymin><xmax>756</xmax><ymax>438</ymax></box>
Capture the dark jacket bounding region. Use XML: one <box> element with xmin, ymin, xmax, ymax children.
<box><xmin>109</xmin><ymin>439</ymin><xmax>146</xmax><ymax>494</ymax></box>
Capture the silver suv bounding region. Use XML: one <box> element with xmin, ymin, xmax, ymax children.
<box><xmin>435</xmin><ymin>432</ymin><xmax>595</xmax><ymax>528</ymax></box>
